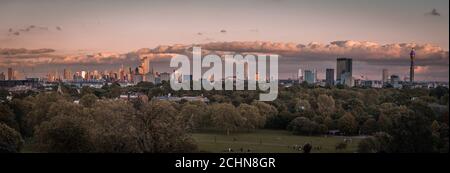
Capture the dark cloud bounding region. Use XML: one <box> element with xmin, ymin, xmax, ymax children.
<box><xmin>56</xmin><ymin>26</ymin><xmax>62</xmax><ymax>31</ymax></box>
<box><xmin>426</xmin><ymin>8</ymin><xmax>441</xmax><ymax>16</ymax></box>
<box><xmin>0</xmin><ymin>48</ymin><xmax>55</xmax><ymax>55</ymax></box>
<box><xmin>0</xmin><ymin>50</ymin><xmax>139</xmax><ymax>68</ymax></box>
<box><xmin>220</xmin><ymin>29</ymin><xmax>227</xmax><ymax>33</ymax></box>
<box><xmin>7</xmin><ymin>25</ymin><xmax>55</xmax><ymax>37</ymax></box>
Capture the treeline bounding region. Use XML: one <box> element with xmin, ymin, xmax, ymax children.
<box><xmin>0</xmin><ymin>82</ymin><xmax>449</xmax><ymax>153</ymax></box>
<box><xmin>0</xmin><ymin>93</ymin><xmax>197</xmax><ymax>153</ymax></box>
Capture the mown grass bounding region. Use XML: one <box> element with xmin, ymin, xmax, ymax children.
<box><xmin>191</xmin><ymin>129</ymin><xmax>363</xmax><ymax>153</ymax></box>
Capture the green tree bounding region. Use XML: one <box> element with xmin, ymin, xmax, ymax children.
<box><xmin>35</xmin><ymin>115</ymin><xmax>92</xmax><ymax>153</ymax></box>
<box><xmin>361</xmin><ymin>118</ymin><xmax>378</xmax><ymax>135</ymax></box>
<box><xmin>25</xmin><ymin>92</ymin><xmax>66</xmax><ymax>134</ymax></box>
<box><xmin>287</xmin><ymin>117</ymin><xmax>323</xmax><ymax>136</ymax></box>
<box><xmin>357</xmin><ymin>132</ymin><xmax>392</xmax><ymax>153</ymax></box>
<box><xmin>0</xmin><ymin>123</ymin><xmax>24</xmax><ymax>153</ymax></box>
<box><xmin>387</xmin><ymin>106</ymin><xmax>434</xmax><ymax>153</ymax></box>
<box><xmin>0</xmin><ymin>104</ymin><xmax>19</xmax><ymax>131</ymax></box>
<box><xmin>89</xmin><ymin>100</ymin><xmax>139</xmax><ymax>152</ymax></box>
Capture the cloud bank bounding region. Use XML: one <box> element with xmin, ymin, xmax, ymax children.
<box><xmin>0</xmin><ymin>40</ymin><xmax>448</xmax><ymax>81</ymax></box>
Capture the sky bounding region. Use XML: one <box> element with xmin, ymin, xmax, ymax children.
<box><xmin>0</xmin><ymin>0</ymin><xmax>449</xmax><ymax>81</ymax></box>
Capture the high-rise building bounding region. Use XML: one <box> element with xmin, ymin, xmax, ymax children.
<box><xmin>298</xmin><ymin>68</ymin><xmax>303</xmax><ymax>83</ymax></box>
<box><xmin>336</xmin><ymin>58</ymin><xmax>353</xmax><ymax>86</ymax></box>
<box><xmin>7</xmin><ymin>68</ymin><xmax>14</xmax><ymax>80</ymax></box>
<box><xmin>63</xmin><ymin>68</ymin><xmax>73</xmax><ymax>80</ymax></box>
<box><xmin>382</xmin><ymin>69</ymin><xmax>389</xmax><ymax>84</ymax></box>
<box><xmin>81</xmin><ymin>71</ymin><xmax>87</xmax><ymax>79</ymax></box>
<box><xmin>410</xmin><ymin>48</ymin><xmax>415</xmax><ymax>83</ymax></box>
<box><xmin>390</xmin><ymin>75</ymin><xmax>402</xmax><ymax>88</ymax></box>
<box><xmin>141</xmin><ymin>57</ymin><xmax>153</xmax><ymax>75</ymax></box>
<box><xmin>325</xmin><ymin>68</ymin><xmax>335</xmax><ymax>86</ymax></box>
<box><xmin>304</xmin><ymin>70</ymin><xmax>316</xmax><ymax>84</ymax></box>
<box><xmin>0</xmin><ymin>72</ymin><xmax>5</xmax><ymax>80</ymax></box>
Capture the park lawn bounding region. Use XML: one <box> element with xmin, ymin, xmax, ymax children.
<box><xmin>191</xmin><ymin>129</ymin><xmax>363</xmax><ymax>153</ymax></box>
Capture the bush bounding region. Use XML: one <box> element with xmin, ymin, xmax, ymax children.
<box><xmin>335</xmin><ymin>142</ymin><xmax>347</xmax><ymax>150</ymax></box>
<box><xmin>35</xmin><ymin>115</ymin><xmax>93</xmax><ymax>153</ymax></box>
<box><xmin>287</xmin><ymin>117</ymin><xmax>324</xmax><ymax>136</ymax></box>
<box><xmin>357</xmin><ymin>132</ymin><xmax>392</xmax><ymax>153</ymax></box>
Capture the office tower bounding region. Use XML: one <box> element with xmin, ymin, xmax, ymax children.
<box><xmin>325</xmin><ymin>68</ymin><xmax>335</xmax><ymax>86</ymax></box>
<box><xmin>81</xmin><ymin>71</ymin><xmax>87</xmax><ymax>79</ymax></box>
<box><xmin>7</xmin><ymin>68</ymin><xmax>14</xmax><ymax>80</ymax></box>
<box><xmin>14</xmin><ymin>70</ymin><xmax>22</xmax><ymax>80</ymax></box>
<box><xmin>63</xmin><ymin>69</ymin><xmax>73</xmax><ymax>80</ymax></box>
<box><xmin>141</xmin><ymin>57</ymin><xmax>153</xmax><ymax>74</ymax></box>
<box><xmin>63</xmin><ymin>69</ymin><xmax>67</xmax><ymax>80</ymax></box>
<box><xmin>0</xmin><ymin>72</ymin><xmax>5</xmax><ymax>80</ymax></box>
<box><xmin>298</xmin><ymin>68</ymin><xmax>303</xmax><ymax>83</ymax></box>
<box><xmin>119</xmin><ymin>65</ymin><xmax>125</xmax><ymax>81</ymax></box>
<box><xmin>336</xmin><ymin>58</ymin><xmax>353</xmax><ymax>86</ymax></box>
<box><xmin>410</xmin><ymin>48</ymin><xmax>415</xmax><ymax>83</ymax></box>
<box><xmin>304</xmin><ymin>70</ymin><xmax>316</xmax><ymax>84</ymax></box>
<box><xmin>390</xmin><ymin>75</ymin><xmax>401</xmax><ymax>88</ymax></box>
<box><xmin>382</xmin><ymin>69</ymin><xmax>389</xmax><ymax>83</ymax></box>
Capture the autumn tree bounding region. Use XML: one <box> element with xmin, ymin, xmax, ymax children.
<box><xmin>179</xmin><ymin>101</ymin><xmax>209</xmax><ymax>131</ymax></box>
<box><xmin>80</xmin><ymin>93</ymin><xmax>98</xmax><ymax>107</ymax></box>
<box><xmin>317</xmin><ymin>94</ymin><xmax>336</xmax><ymax>116</ymax></box>
<box><xmin>209</xmin><ymin>103</ymin><xmax>242</xmax><ymax>135</ymax></box>
<box><xmin>338</xmin><ymin>112</ymin><xmax>357</xmax><ymax>135</ymax></box>
<box><xmin>89</xmin><ymin>100</ymin><xmax>139</xmax><ymax>152</ymax></box>
<box><xmin>136</xmin><ymin>101</ymin><xmax>197</xmax><ymax>152</ymax></box>
<box><xmin>238</xmin><ymin>104</ymin><xmax>264</xmax><ymax>131</ymax></box>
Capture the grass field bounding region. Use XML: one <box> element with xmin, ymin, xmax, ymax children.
<box><xmin>191</xmin><ymin>130</ymin><xmax>364</xmax><ymax>153</ymax></box>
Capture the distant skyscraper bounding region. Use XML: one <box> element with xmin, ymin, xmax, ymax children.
<box><xmin>336</xmin><ymin>58</ymin><xmax>353</xmax><ymax>86</ymax></box>
<box><xmin>81</xmin><ymin>71</ymin><xmax>87</xmax><ymax>79</ymax></box>
<box><xmin>141</xmin><ymin>57</ymin><xmax>153</xmax><ymax>75</ymax></box>
<box><xmin>304</xmin><ymin>70</ymin><xmax>316</xmax><ymax>84</ymax></box>
<box><xmin>298</xmin><ymin>68</ymin><xmax>303</xmax><ymax>82</ymax></box>
<box><xmin>7</xmin><ymin>68</ymin><xmax>14</xmax><ymax>80</ymax></box>
<box><xmin>63</xmin><ymin>68</ymin><xmax>72</xmax><ymax>80</ymax></box>
<box><xmin>390</xmin><ymin>75</ymin><xmax>401</xmax><ymax>88</ymax></box>
<box><xmin>382</xmin><ymin>69</ymin><xmax>389</xmax><ymax>84</ymax></box>
<box><xmin>410</xmin><ymin>48</ymin><xmax>415</xmax><ymax>83</ymax></box>
<box><xmin>325</xmin><ymin>68</ymin><xmax>335</xmax><ymax>86</ymax></box>
<box><xmin>0</xmin><ymin>72</ymin><xmax>5</xmax><ymax>80</ymax></box>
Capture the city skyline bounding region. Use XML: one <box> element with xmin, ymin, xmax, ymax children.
<box><xmin>0</xmin><ymin>0</ymin><xmax>449</xmax><ymax>82</ymax></box>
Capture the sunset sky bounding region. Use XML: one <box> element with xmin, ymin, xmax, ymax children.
<box><xmin>0</xmin><ymin>0</ymin><xmax>448</xmax><ymax>81</ymax></box>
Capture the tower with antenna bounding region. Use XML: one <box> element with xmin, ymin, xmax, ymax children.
<box><xmin>409</xmin><ymin>48</ymin><xmax>415</xmax><ymax>83</ymax></box>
